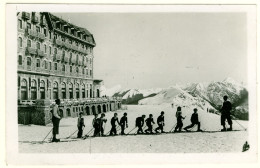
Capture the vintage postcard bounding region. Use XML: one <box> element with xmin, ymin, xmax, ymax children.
<box><xmin>5</xmin><ymin>3</ymin><xmax>258</xmax><ymax>165</ymax></box>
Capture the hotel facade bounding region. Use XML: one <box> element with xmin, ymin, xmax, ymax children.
<box><xmin>17</xmin><ymin>12</ymin><xmax>122</xmax><ymax>125</ymax></box>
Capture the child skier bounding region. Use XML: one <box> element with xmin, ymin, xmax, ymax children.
<box><xmin>77</xmin><ymin>112</ymin><xmax>85</xmax><ymax>138</ymax></box>
<box><xmin>120</xmin><ymin>112</ymin><xmax>128</xmax><ymax>135</ymax></box>
<box><xmin>135</xmin><ymin>115</ymin><xmax>146</xmax><ymax>134</ymax></box>
<box><xmin>184</xmin><ymin>108</ymin><xmax>202</xmax><ymax>132</ymax></box>
<box><xmin>155</xmin><ymin>111</ymin><xmax>165</xmax><ymax>133</ymax></box>
<box><xmin>92</xmin><ymin>113</ymin><xmax>100</xmax><ymax>137</ymax></box>
<box><xmin>145</xmin><ymin>114</ymin><xmax>155</xmax><ymax>134</ymax></box>
<box><xmin>99</xmin><ymin>113</ymin><xmax>107</xmax><ymax>136</ymax></box>
<box><xmin>109</xmin><ymin>113</ymin><xmax>120</xmax><ymax>135</ymax></box>
<box><xmin>174</xmin><ymin>106</ymin><xmax>185</xmax><ymax>132</ymax></box>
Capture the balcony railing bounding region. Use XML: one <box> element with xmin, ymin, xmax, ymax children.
<box><xmin>38</xmin><ymin>33</ymin><xmax>45</xmax><ymax>40</ymax></box>
<box><xmin>37</xmin><ymin>49</ymin><xmax>45</xmax><ymax>57</ymax></box>
<box><xmin>54</xmin><ymin>53</ymin><xmax>62</xmax><ymax>61</ymax></box>
<box><xmin>54</xmin><ymin>39</ymin><xmax>64</xmax><ymax>47</ymax></box>
<box><xmin>22</xmin><ymin>12</ymin><xmax>30</xmax><ymax>20</ymax></box>
<box><xmin>25</xmin><ymin>47</ymin><xmax>37</xmax><ymax>55</ymax></box>
<box><xmin>26</xmin><ymin>29</ymin><xmax>38</xmax><ymax>38</ymax></box>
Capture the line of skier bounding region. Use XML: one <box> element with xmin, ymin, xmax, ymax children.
<box><xmin>78</xmin><ymin>106</ymin><xmax>203</xmax><ymax>138</ymax></box>
<box><xmin>51</xmin><ymin>95</ymin><xmax>233</xmax><ymax>142</ymax></box>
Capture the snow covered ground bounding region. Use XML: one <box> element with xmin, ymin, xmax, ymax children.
<box><xmin>19</xmin><ymin>105</ymin><xmax>248</xmax><ymax>153</ymax></box>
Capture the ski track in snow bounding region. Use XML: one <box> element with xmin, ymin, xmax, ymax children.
<box><xmin>19</xmin><ymin>105</ymin><xmax>248</xmax><ymax>153</ymax></box>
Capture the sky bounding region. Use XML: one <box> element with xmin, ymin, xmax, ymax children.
<box><xmin>54</xmin><ymin>12</ymin><xmax>247</xmax><ymax>89</ymax></box>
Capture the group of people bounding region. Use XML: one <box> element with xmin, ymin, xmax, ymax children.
<box><xmin>51</xmin><ymin>96</ymin><xmax>233</xmax><ymax>142</ymax></box>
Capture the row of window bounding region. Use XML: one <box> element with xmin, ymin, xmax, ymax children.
<box><xmin>18</xmin><ymin>37</ymin><xmax>92</xmax><ymax>65</ymax></box>
<box><xmin>18</xmin><ymin>16</ymin><xmax>93</xmax><ymax>50</ymax></box>
<box><xmin>20</xmin><ymin>79</ymin><xmax>96</xmax><ymax>100</ymax></box>
<box><xmin>18</xmin><ymin>56</ymin><xmax>93</xmax><ymax>76</ymax></box>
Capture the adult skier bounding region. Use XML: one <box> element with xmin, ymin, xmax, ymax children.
<box><xmin>51</xmin><ymin>99</ymin><xmax>62</xmax><ymax>142</ymax></box>
<box><xmin>221</xmin><ymin>95</ymin><xmax>233</xmax><ymax>131</ymax></box>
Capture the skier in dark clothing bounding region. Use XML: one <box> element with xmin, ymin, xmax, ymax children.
<box><xmin>221</xmin><ymin>95</ymin><xmax>233</xmax><ymax>131</ymax></box>
<box><xmin>110</xmin><ymin>113</ymin><xmax>120</xmax><ymax>135</ymax></box>
<box><xmin>184</xmin><ymin>108</ymin><xmax>202</xmax><ymax>132</ymax></box>
<box><xmin>174</xmin><ymin>106</ymin><xmax>185</xmax><ymax>132</ymax></box>
<box><xmin>77</xmin><ymin>112</ymin><xmax>85</xmax><ymax>138</ymax></box>
<box><xmin>52</xmin><ymin>99</ymin><xmax>62</xmax><ymax>142</ymax></box>
<box><xmin>120</xmin><ymin>112</ymin><xmax>128</xmax><ymax>135</ymax></box>
<box><xmin>155</xmin><ymin>111</ymin><xmax>165</xmax><ymax>133</ymax></box>
<box><xmin>92</xmin><ymin>114</ymin><xmax>100</xmax><ymax>137</ymax></box>
<box><xmin>145</xmin><ymin>114</ymin><xmax>155</xmax><ymax>134</ymax></box>
<box><xmin>135</xmin><ymin>115</ymin><xmax>146</xmax><ymax>134</ymax></box>
<box><xmin>99</xmin><ymin>113</ymin><xmax>107</xmax><ymax>136</ymax></box>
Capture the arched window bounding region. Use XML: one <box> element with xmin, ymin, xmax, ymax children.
<box><xmin>36</xmin><ymin>59</ymin><xmax>40</xmax><ymax>67</ymax></box>
<box><xmin>68</xmin><ymin>83</ymin><xmax>73</xmax><ymax>99</ymax></box>
<box><xmin>75</xmin><ymin>83</ymin><xmax>79</xmax><ymax>99</ymax></box>
<box><xmin>18</xmin><ymin>37</ymin><xmax>22</xmax><ymax>47</ymax></box>
<box><xmin>31</xmin><ymin>80</ymin><xmax>37</xmax><ymax>100</ymax></box>
<box><xmin>44</xmin><ymin>60</ymin><xmax>47</xmax><ymax>69</ymax></box>
<box><xmin>81</xmin><ymin>84</ymin><xmax>85</xmax><ymax>98</ymax></box>
<box><xmin>90</xmin><ymin>84</ymin><xmax>92</xmax><ymax>98</ymax></box>
<box><xmin>62</xmin><ymin>64</ymin><xmax>65</xmax><ymax>71</ymax></box>
<box><xmin>61</xmin><ymin>82</ymin><xmax>66</xmax><ymax>99</ymax></box>
<box><xmin>69</xmin><ymin>53</ymin><xmax>72</xmax><ymax>63</ymax></box>
<box><xmin>18</xmin><ymin>55</ymin><xmax>22</xmax><ymax>65</ymax></box>
<box><xmin>53</xmin><ymin>82</ymin><xmax>58</xmax><ymax>99</ymax></box>
<box><xmin>70</xmin><ymin>65</ymin><xmax>72</xmax><ymax>73</ymax></box>
<box><xmin>62</xmin><ymin>50</ymin><xmax>65</xmax><ymax>61</ymax></box>
<box><xmin>27</xmin><ymin>57</ymin><xmax>31</xmax><ymax>66</ymax></box>
<box><xmin>49</xmin><ymin>46</ymin><xmax>52</xmax><ymax>55</ymax></box>
<box><xmin>44</xmin><ymin>44</ymin><xmax>47</xmax><ymax>53</ymax></box>
<box><xmin>76</xmin><ymin>67</ymin><xmax>78</xmax><ymax>73</ymax></box>
<box><xmin>40</xmin><ymin>80</ymin><xmax>45</xmax><ymax>99</ymax></box>
<box><xmin>82</xmin><ymin>67</ymin><xmax>84</xmax><ymax>74</ymax></box>
<box><xmin>76</xmin><ymin>55</ymin><xmax>78</xmax><ymax>64</ymax></box>
<box><xmin>21</xmin><ymin>79</ymin><xmax>27</xmax><ymax>100</ymax></box>
<box><xmin>90</xmin><ymin>58</ymin><xmax>92</xmax><ymax>65</ymax></box>
<box><xmin>27</xmin><ymin>39</ymin><xmax>31</xmax><ymax>47</ymax></box>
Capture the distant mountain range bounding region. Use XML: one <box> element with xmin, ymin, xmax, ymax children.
<box><xmin>101</xmin><ymin>78</ymin><xmax>248</xmax><ymax>120</ymax></box>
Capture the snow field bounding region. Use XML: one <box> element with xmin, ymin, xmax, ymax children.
<box><xmin>19</xmin><ymin>105</ymin><xmax>248</xmax><ymax>153</ymax></box>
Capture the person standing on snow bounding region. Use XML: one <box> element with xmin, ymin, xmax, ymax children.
<box><xmin>155</xmin><ymin>111</ymin><xmax>165</xmax><ymax>133</ymax></box>
<box><xmin>184</xmin><ymin>108</ymin><xmax>202</xmax><ymax>132</ymax></box>
<box><xmin>77</xmin><ymin>112</ymin><xmax>85</xmax><ymax>138</ymax></box>
<box><xmin>145</xmin><ymin>114</ymin><xmax>155</xmax><ymax>134</ymax></box>
<box><xmin>120</xmin><ymin>112</ymin><xmax>128</xmax><ymax>135</ymax></box>
<box><xmin>221</xmin><ymin>95</ymin><xmax>233</xmax><ymax>131</ymax></box>
<box><xmin>174</xmin><ymin>106</ymin><xmax>185</xmax><ymax>132</ymax></box>
<box><xmin>135</xmin><ymin>115</ymin><xmax>146</xmax><ymax>134</ymax></box>
<box><xmin>52</xmin><ymin>99</ymin><xmax>62</xmax><ymax>142</ymax></box>
<box><xmin>109</xmin><ymin>113</ymin><xmax>120</xmax><ymax>135</ymax></box>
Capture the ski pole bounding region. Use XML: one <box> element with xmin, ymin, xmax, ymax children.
<box><xmin>65</xmin><ymin>129</ymin><xmax>78</xmax><ymax>139</ymax></box>
<box><xmin>233</xmin><ymin>119</ymin><xmax>247</xmax><ymax>131</ymax></box>
<box><xmin>169</xmin><ymin>123</ymin><xmax>177</xmax><ymax>132</ymax></box>
<box><xmin>42</xmin><ymin>128</ymin><xmax>53</xmax><ymax>143</ymax></box>
<box><xmin>105</xmin><ymin>125</ymin><xmax>120</xmax><ymax>136</ymax></box>
<box><xmin>127</xmin><ymin>127</ymin><xmax>136</xmax><ymax>134</ymax></box>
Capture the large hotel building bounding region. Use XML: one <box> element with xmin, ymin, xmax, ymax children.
<box><xmin>17</xmin><ymin>12</ymin><xmax>122</xmax><ymax>125</ymax></box>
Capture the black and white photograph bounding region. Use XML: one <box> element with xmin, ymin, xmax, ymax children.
<box><xmin>5</xmin><ymin>3</ymin><xmax>258</xmax><ymax>165</ymax></box>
